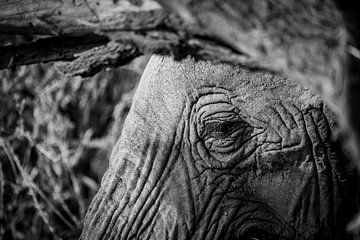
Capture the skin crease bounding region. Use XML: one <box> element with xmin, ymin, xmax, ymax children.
<box><xmin>81</xmin><ymin>55</ymin><xmax>359</xmax><ymax>240</ymax></box>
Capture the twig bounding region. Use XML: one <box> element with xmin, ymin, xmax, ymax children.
<box><xmin>0</xmin><ymin>140</ymin><xmax>77</xmax><ymax>232</ymax></box>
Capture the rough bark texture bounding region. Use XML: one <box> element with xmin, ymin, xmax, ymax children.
<box><xmin>0</xmin><ymin>0</ymin><xmax>253</xmax><ymax>77</ymax></box>
<box><xmin>0</xmin><ymin>35</ymin><xmax>108</xmax><ymax>70</ymax></box>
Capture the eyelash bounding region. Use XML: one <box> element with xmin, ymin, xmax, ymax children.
<box><xmin>203</xmin><ymin>121</ymin><xmax>240</xmax><ymax>137</ymax></box>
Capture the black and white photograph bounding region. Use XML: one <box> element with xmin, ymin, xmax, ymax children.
<box><xmin>1</xmin><ymin>0</ymin><xmax>360</xmax><ymax>239</ymax></box>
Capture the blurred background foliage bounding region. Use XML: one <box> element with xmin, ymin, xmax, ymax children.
<box><xmin>0</xmin><ymin>51</ymin><xmax>150</xmax><ymax>239</ymax></box>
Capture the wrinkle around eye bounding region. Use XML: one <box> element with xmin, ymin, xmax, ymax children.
<box><xmin>202</xmin><ymin>111</ymin><xmax>241</xmax><ymax>122</ymax></box>
<box><xmin>205</xmin><ymin>136</ymin><xmax>250</xmax><ymax>154</ymax></box>
<box><xmin>205</xmin><ymin>138</ymin><xmax>238</xmax><ymax>153</ymax></box>
<box><xmin>189</xmin><ymin>92</ymin><xmax>265</xmax><ymax>166</ymax></box>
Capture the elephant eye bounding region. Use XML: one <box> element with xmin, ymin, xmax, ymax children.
<box><xmin>198</xmin><ymin>112</ymin><xmax>254</xmax><ymax>154</ymax></box>
<box><xmin>202</xmin><ymin>120</ymin><xmax>241</xmax><ymax>139</ymax></box>
<box><xmin>193</xmin><ymin>99</ymin><xmax>260</xmax><ymax>163</ymax></box>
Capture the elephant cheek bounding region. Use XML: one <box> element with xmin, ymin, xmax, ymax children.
<box><xmin>80</xmin><ymin>171</ymin><xmax>192</xmax><ymax>240</ymax></box>
<box><xmin>80</xmin><ymin>143</ymin><xmax>192</xmax><ymax>239</ymax></box>
<box><xmin>80</xmin><ymin>167</ymin><xmax>128</xmax><ymax>240</ymax></box>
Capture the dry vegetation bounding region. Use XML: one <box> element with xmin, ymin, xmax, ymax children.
<box><xmin>0</xmin><ymin>56</ymin><xmax>149</xmax><ymax>239</ymax></box>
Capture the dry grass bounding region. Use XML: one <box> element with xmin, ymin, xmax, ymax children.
<box><xmin>0</xmin><ymin>57</ymin><xmax>148</xmax><ymax>239</ymax></box>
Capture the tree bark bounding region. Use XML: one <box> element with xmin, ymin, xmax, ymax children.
<box><xmin>0</xmin><ymin>0</ymin><xmax>255</xmax><ymax>76</ymax></box>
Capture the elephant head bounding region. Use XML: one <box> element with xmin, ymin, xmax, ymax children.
<box><xmin>81</xmin><ymin>56</ymin><xmax>359</xmax><ymax>240</ymax></box>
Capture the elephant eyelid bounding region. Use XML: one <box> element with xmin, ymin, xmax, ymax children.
<box><xmin>202</xmin><ymin>120</ymin><xmax>242</xmax><ymax>138</ymax></box>
<box><xmin>203</xmin><ymin>111</ymin><xmax>240</xmax><ymax>121</ymax></box>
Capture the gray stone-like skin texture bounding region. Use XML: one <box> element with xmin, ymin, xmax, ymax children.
<box><xmin>81</xmin><ymin>56</ymin><xmax>359</xmax><ymax>240</ymax></box>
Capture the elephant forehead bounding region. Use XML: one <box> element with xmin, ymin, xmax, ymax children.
<box><xmin>135</xmin><ymin>55</ymin><xmax>321</xmax><ymax>121</ymax></box>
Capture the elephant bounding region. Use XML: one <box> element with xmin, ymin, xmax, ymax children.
<box><xmin>81</xmin><ymin>55</ymin><xmax>359</xmax><ymax>240</ymax></box>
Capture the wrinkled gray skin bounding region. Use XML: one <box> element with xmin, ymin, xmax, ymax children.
<box><xmin>81</xmin><ymin>56</ymin><xmax>359</xmax><ymax>240</ymax></box>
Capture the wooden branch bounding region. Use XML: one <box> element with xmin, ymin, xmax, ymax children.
<box><xmin>0</xmin><ymin>35</ymin><xmax>108</xmax><ymax>70</ymax></box>
<box><xmin>0</xmin><ymin>0</ymin><xmax>167</xmax><ymax>35</ymax></box>
<box><xmin>0</xmin><ymin>0</ymin><xmax>256</xmax><ymax>76</ymax></box>
<box><xmin>0</xmin><ymin>0</ymin><xmax>347</xmax><ymax>86</ymax></box>
<box><xmin>54</xmin><ymin>41</ymin><xmax>140</xmax><ymax>77</ymax></box>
